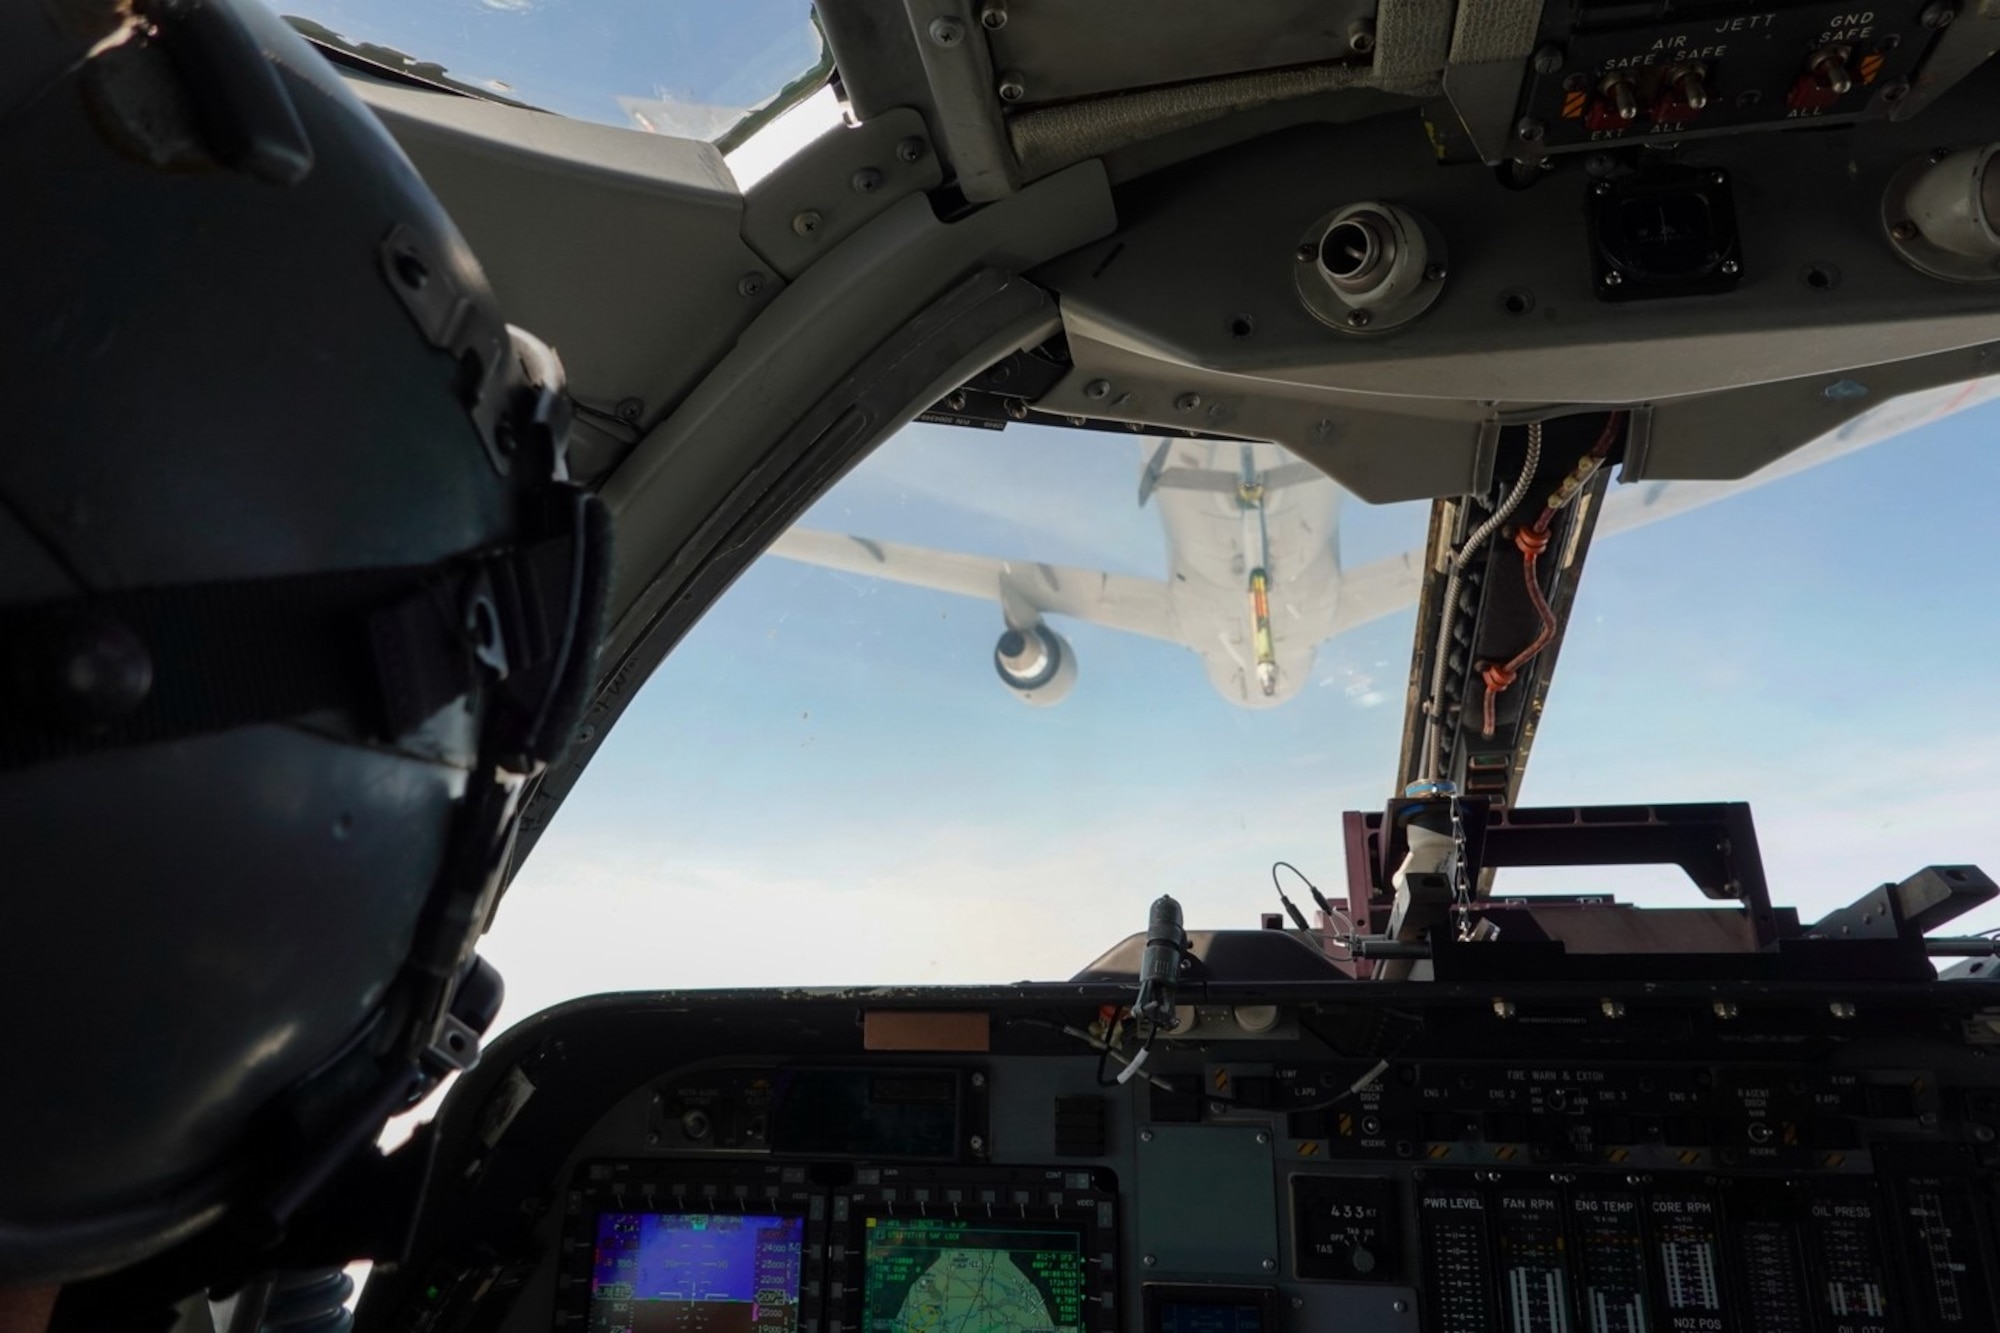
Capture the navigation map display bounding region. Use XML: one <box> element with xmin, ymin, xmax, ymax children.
<box><xmin>862</xmin><ymin>1216</ymin><xmax>1087</xmax><ymax>1333</ymax></box>
<box><xmin>589</xmin><ymin>1213</ymin><xmax>805</xmax><ymax>1333</ymax></box>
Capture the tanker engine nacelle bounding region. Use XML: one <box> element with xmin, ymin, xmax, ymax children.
<box><xmin>993</xmin><ymin>624</ymin><xmax>1077</xmax><ymax>706</ymax></box>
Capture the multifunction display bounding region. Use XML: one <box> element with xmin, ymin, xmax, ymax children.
<box><xmin>588</xmin><ymin>1214</ymin><xmax>805</xmax><ymax>1333</ymax></box>
<box><xmin>862</xmin><ymin>1217</ymin><xmax>1087</xmax><ymax>1333</ymax></box>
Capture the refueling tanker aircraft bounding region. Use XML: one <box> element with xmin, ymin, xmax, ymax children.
<box><xmin>773</xmin><ymin>377</ymin><xmax>2000</xmax><ymax>706</ymax></box>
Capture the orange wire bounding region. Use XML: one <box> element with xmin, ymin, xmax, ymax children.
<box><xmin>1479</xmin><ymin>412</ymin><xmax>1625</xmax><ymax>737</ymax></box>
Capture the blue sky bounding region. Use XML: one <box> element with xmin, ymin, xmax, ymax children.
<box><xmin>290</xmin><ymin>0</ymin><xmax>822</xmax><ymax>127</ymax></box>
<box><xmin>481</xmin><ymin>399</ymin><xmax>2000</xmax><ymax>1029</ymax></box>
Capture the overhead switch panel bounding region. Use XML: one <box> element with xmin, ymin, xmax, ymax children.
<box><xmin>1517</xmin><ymin>0</ymin><xmax>1947</xmax><ymax>155</ymax></box>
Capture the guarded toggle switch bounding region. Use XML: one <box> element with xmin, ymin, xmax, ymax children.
<box><xmin>1588</xmin><ymin>72</ymin><xmax>1641</xmax><ymax>130</ymax></box>
<box><xmin>1790</xmin><ymin>45</ymin><xmax>1853</xmax><ymax>111</ymax></box>
<box><xmin>1654</xmin><ymin>62</ymin><xmax>1710</xmax><ymax>124</ymax></box>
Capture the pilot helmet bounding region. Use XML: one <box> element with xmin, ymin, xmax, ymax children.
<box><xmin>0</xmin><ymin>0</ymin><xmax>610</xmax><ymax>1288</ymax></box>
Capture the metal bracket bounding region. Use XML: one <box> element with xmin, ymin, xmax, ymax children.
<box><xmin>424</xmin><ymin>1012</ymin><xmax>483</xmax><ymax>1074</ymax></box>
<box><xmin>1808</xmin><ymin>865</ymin><xmax>1999</xmax><ymax>941</ymax></box>
<box><xmin>741</xmin><ymin>107</ymin><xmax>945</xmax><ymax>280</ymax></box>
<box><xmin>902</xmin><ymin>0</ymin><xmax>1020</xmax><ymax>200</ymax></box>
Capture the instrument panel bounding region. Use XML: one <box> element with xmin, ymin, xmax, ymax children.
<box><xmin>366</xmin><ymin>981</ymin><xmax>2000</xmax><ymax>1333</ymax></box>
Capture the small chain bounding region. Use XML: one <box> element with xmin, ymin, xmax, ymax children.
<box><xmin>1450</xmin><ymin>793</ymin><xmax>1473</xmax><ymax>940</ymax></box>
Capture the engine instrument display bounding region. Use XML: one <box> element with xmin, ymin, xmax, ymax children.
<box><xmin>588</xmin><ymin>1214</ymin><xmax>806</xmax><ymax>1333</ymax></box>
<box><xmin>861</xmin><ymin>1216</ymin><xmax>1088</xmax><ymax>1333</ymax></box>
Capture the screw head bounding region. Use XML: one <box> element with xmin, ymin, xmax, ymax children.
<box><xmin>1563</xmin><ymin>71</ymin><xmax>1590</xmax><ymax>92</ymax></box>
<box><xmin>1601</xmin><ymin>999</ymin><xmax>1626</xmax><ymax>1019</ymax></box>
<box><xmin>997</xmin><ymin>71</ymin><xmax>1026</xmax><ymax>102</ymax></box>
<box><xmin>970</xmin><ymin>1072</ymin><xmax>985</xmax><ymax>1088</ymax></box>
<box><xmin>1004</xmin><ymin>399</ymin><xmax>1029</xmax><ymax>420</ymax></box>
<box><xmin>1290</xmin><ymin>1298</ymin><xmax>1304</xmax><ymax>1310</ymax></box>
<box><xmin>1882</xmin><ymin>78</ymin><xmax>1911</xmax><ymax>103</ymax></box>
<box><xmin>1142</xmin><ymin>1254</ymin><xmax>1157</xmax><ymax>1267</ymax></box>
<box><xmin>1346</xmin><ymin>308</ymin><xmax>1372</xmax><ymax>327</ymax></box>
<box><xmin>737</xmin><ymin>272</ymin><xmax>766</xmax><ymax>297</ymax></box>
<box><xmin>1829</xmin><ymin>1001</ymin><xmax>1857</xmax><ymax>1019</ymax></box>
<box><xmin>1516</xmin><ymin>117</ymin><xmax>1546</xmax><ymax>143</ymax></box>
<box><xmin>1720</xmin><ymin>259</ymin><xmax>1740</xmax><ymax>276</ymax></box>
<box><xmin>979</xmin><ymin>0</ymin><xmax>1008</xmax><ymax>27</ymax></box>
<box><xmin>1140</xmin><ymin>1129</ymin><xmax>1155</xmax><ymax>1142</ymax></box>
<box><xmin>615</xmin><ymin>397</ymin><xmax>644</xmax><ymax>423</ymax></box>
<box><xmin>1261</xmin><ymin>1259</ymin><xmax>1277</xmax><ymax>1273</ymax></box>
<box><xmin>1347</xmin><ymin>19</ymin><xmax>1376</xmax><ymax>54</ymax></box>
<box><xmin>897</xmin><ymin>136</ymin><xmax>928</xmax><ymax>163</ymax></box>
<box><xmin>1602</xmin><ymin>271</ymin><xmax>1624</xmax><ymax>287</ymax></box>
<box><xmin>1493</xmin><ymin>999</ymin><xmax>1516</xmax><ymax>1019</ymax></box>
<box><xmin>1295</xmin><ymin>241</ymin><xmax>1318</xmax><ymax>262</ymax></box>
<box><xmin>851</xmin><ymin>168</ymin><xmax>883</xmax><ymax>193</ymax></box>
<box><xmin>1920</xmin><ymin>1</ymin><xmax>1955</xmax><ymax>27</ymax></box>
<box><xmin>1713</xmin><ymin>1000</ymin><xmax>1739</xmax><ymax>1020</ymax></box>
<box><xmin>1594</xmin><ymin>180</ymin><xmax>1613</xmax><ymax>196</ymax></box>
<box><xmin>1084</xmin><ymin>379</ymin><xmax>1111</xmax><ymax>399</ymax></box>
<box><xmin>1424</xmin><ymin>262</ymin><xmax>1447</xmax><ymax>282</ymax></box>
<box><xmin>927</xmin><ymin>16</ymin><xmax>965</xmax><ymax>46</ymax></box>
<box><xmin>968</xmin><ymin>1135</ymin><xmax>984</xmax><ymax>1150</ymax></box>
<box><xmin>791</xmin><ymin>210</ymin><xmax>823</xmax><ymax>238</ymax></box>
<box><xmin>1174</xmin><ymin>392</ymin><xmax>1202</xmax><ymax>412</ymax></box>
<box><xmin>1255</xmin><ymin>1131</ymin><xmax>1270</xmax><ymax>1145</ymax></box>
<box><xmin>1532</xmin><ymin>43</ymin><xmax>1565</xmax><ymax>74</ymax></box>
<box><xmin>1892</xmin><ymin>219</ymin><xmax>1920</xmax><ymax>241</ymax></box>
<box><xmin>1393</xmin><ymin>1300</ymin><xmax>1410</xmax><ymax>1315</ymax></box>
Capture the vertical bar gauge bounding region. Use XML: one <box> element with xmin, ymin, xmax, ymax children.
<box><xmin>1803</xmin><ymin>1185</ymin><xmax>1899</xmax><ymax>1333</ymax></box>
<box><xmin>1889</xmin><ymin>1171</ymin><xmax>1995</xmax><ymax>1330</ymax></box>
<box><xmin>1497</xmin><ymin>1184</ymin><xmax>1575</xmax><ymax>1333</ymax></box>
<box><xmin>1567</xmin><ymin>1188</ymin><xmax>1649</xmax><ymax>1333</ymax></box>
<box><xmin>1418</xmin><ymin>1177</ymin><xmax>1501</xmax><ymax>1333</ymax></box>
<box><xmin>1722</xmin><ymin>1187</ymin><xmax>1811</xmax><ymax>1333</ymax></box>
<box><xmin>1645</xmin><ymin>1189</ymin><xmax>1727</xmax><ymax>1333</ymax></box>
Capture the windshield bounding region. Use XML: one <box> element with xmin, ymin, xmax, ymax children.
<box><xmin>286</xmin><ymin>0</ymin><xmax>829</xmax><ymax>145</ymax></box>
<box><xmin>481</xmin><ymin>397</ymin><xmax>2000</xmax><ymax>1031</ymax></box>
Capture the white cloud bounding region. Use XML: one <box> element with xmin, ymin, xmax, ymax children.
<box><xmin>476</xmin><ymin>715</ymin><xmax>2000</xmax><ymax>1043</ymax></box>
<box><xmin>482</xmin><ymin>777</ymin><xmax>1375</xmax><ymax>1034</ymax></box>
